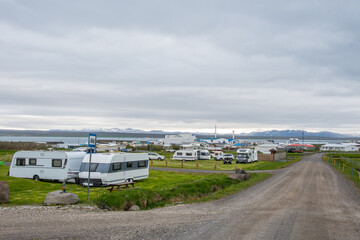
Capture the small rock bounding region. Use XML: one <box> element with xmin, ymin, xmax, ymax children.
<box><xmin>229</xmin><ymin>169</ymin><xmax>251</xmax><ymax>181</ymax></box>
<box><xmin>0</xmin><ymin>181</ymin><xmax>10</xmax><ymax>203</ymax></box>
<box><xmin>128</xmin><ymin>205</ymin><xmax>140</xmax><ymax>211</ymax></box>
<box><xmin>43</xmin><ymin>190</ymin><xmax>79</xmax><ymax>206</ymax></box>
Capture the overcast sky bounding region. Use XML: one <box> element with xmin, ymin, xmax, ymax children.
<box><xmin>0</xmin><ymin>0</ymin><xmax>359</xmax><ymax>134</ymax></box>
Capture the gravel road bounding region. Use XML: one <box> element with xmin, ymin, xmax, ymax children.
<box><xmin>1</xmin><ymin>153</ymin><xmax>359</xmax><ymax>240</ymax></box>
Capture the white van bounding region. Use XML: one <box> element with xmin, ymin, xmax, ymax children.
<box><xmin>211</xmin><ymin>151</ymin><xmax>224</xmax><ymax>159</ymax></box>
<box><xmin>198</xmin><ymin>150</ymin><xmax>211</xmax><ymax>160</ymax></box>
<box><xmin>172</xmin><ymin>150</ymin><xmax>198</xmax><ymax>161</ymax></box>
<box><xmin>9</xmin><ymin>151</ymin><xmax>86</xmax><ymax>182</ymax></box>
<box><xmin>78</xmin><ymin>153</ymin><xmax>149</xmax><ymax>186</ymax></box>
<box><xmin>236</xmin><ymin>149</ymin><xmax>258</xmax><ymax>163</ymax></box>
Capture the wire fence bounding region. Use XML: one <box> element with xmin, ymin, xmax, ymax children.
<box><xmin>324</xmin><ymin>154</ymin><xmax>360</xmax><ymax>188</ymax></box>
<box><xmin>150</xmin><ymin>159</ymin><xmax>238</xmax><ymax>171</ymax></box>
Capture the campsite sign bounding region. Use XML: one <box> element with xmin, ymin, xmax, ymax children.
<box><xmin>88</xmin><ymin>133</ymin><xmax>97</xmax><ymax>148</ymax></box>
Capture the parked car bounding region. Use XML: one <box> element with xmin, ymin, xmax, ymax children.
<box><xmin>287</xmin><ymin>148</ymin><xmax>303</xmax><ymax>153</ymax></box>
<box><xmin>222</xmin><ymin>153</ymin><xmax>234</xmax><ymax>164</ymax></box>
<box><xmin>214</xmin><ymin>153</ymin><xmax>223</xmax><ymax>161</ymax></box>
<box><xmin>148</xmin><ymin>152</ymin><xmax>165</xmax><ymax>161</ymax></box>
<box><xmin>121</xmin><ymin>148</ymin><xmax>133</xmax><ymax>152</ymax></box>
<box><xmin>211</xmin><ymin>151</ymin><xmax>224</xmax><ymax>160</ymax></box>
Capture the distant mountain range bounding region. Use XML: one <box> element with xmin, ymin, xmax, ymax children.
<box><xmin>50</xmin><ymin>128</ymin><xmax>357</xmax><ymax>138</ymax></box>
<box><xmin>243</xmin><ymin>130</ymin><xmax>352</xmax><ymax>138</ymax></box>
<box><xmin>0</xmin><ymin>128</ymin><xmax>358</xmax><ymax>139</ymax></box>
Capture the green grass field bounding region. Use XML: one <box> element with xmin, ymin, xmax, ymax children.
<box><xmin>0</xmin><ymin>149</ymin><xmax>302</xmax><ymax>210</ymax></box>
<box><xmin>0</xmin><ymin>165</ymin><xmax>270</xmax><ymax>209</ymax></box>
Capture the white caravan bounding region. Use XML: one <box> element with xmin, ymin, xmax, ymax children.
<box><xmin>9</xmin><ymin>151</ymin><xmax>86</xmax><ymax>182</ymax></box>
<box><xmin>236</xmin><ymin>149</ymin><xmax>258</xmax><ymax>164</ymax></box>
<box><xmin>172</xmin><ymin>150</ymin><xmax>198</xmax><ymax>161</ymax></box>
<box><xmin>198</xmin><ymin>150</ymin><xmax>211</xmax><ymax>160</ymax></box>
<box><xmin>78</xmin><ymin>153</ymin><xmax>149</xmax><ymax>186</ymax></box>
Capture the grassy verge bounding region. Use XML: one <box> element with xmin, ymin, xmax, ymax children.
<box><xmin>95</xmin><ymin>172</ymin><xmax>270</xmax><ymax>210</ymax></box>
<box><xmin>0</xmin><ymin>149</ymin><xmax>16</xmax><ymax>162</ymax></box>
<box><xmin>150</xmin><ymin>152</ymin><xmax>303</xmax><ymax>171</ymax></box>
<box><xmin>0</xmin><ymin>166</ymin><xmax>270</xmax><ymax>208</ymax></box>
<box><xmin>324</xmin><ymin>154</ymin><xmax>360</xmax><ymax>189</ymax></box>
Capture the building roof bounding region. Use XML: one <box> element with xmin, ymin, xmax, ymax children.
<box><xmin>289</xmin><ymin>144</ymin><xmax>315</xmax><ymax>148</ymax></box>
<box><xmin>321</xmin><ymin>143</ymin><xmax>359</xmax><ymax>148</ymax></box>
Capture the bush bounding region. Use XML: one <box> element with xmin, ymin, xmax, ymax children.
<box><xmin>0</xmin><ymin>141</ymin><xmax>49</xmax><ymax>150</ymax></box>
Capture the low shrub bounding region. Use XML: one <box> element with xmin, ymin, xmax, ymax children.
<box><xmin>95</xmin><ymin>174</ymin><xmax>265</xmax><ymax>211</ymax></box>
<box><xmin>0</xmin><ymin>141</ymin><xmax>49</xmax><ymax>150</ymax></box>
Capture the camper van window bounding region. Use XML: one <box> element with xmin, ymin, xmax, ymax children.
<box><xmin>52</xmin><ymin>159</ymin><xmax>62</xmax><ymax>167</ymax></box>
<box><xmin>138</xmin><ymin>160</ymin><xmax>147</xmax><ymax>168</ymax></box>
<box><xmin>80</xmin><ymin>163</ymin><xmax>108</xmax><ymax>173</ymax></box>
<box><xmin>186</xmin><ymin>153</ymin><xmax>192</xmax><ymax>156</ymax></box>
<box><xmin>177</xmin><ymin>152</ymin><xmax>183</xmax><ymax>156</ymax></box>
<box><xmin>90</xmin><ymin>163</ymin><xmax>99</xmax><ymax>172</ymax></box>
<box><xmin>29</xmin><ymin>158</ymin><xmax>36</xmax><ymax>165</ymax></box>
<box><xmin>127</xmin><ymin>162</ymin><xmax>133</xmax><ymax>168</ymax></box>
<box><xmin>16</xmin><ymin>158</ymin><xmax>25</xmax><ymax>166</ymax></box>
<box><xmin>112</xmin><ymin>163</ymin><xmax>121</xmax><ymax>171</ymax></box>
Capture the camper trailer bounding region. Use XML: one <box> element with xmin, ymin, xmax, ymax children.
<box><xmin>236</xmin><ymin>149</ymin><xmax>258</xmax><ymax>164</ymax></box>
<box><xmin>9</xmin><ymin>151</ymin><xmax>86</xmax><ymax>182</ymax></box>
<box><xmin>78</xmin><ymin>153</ymin><xmax>149</xmax><ymax>187</ymax></box>
<box><xmin>198</xmin><ymin>150</ymin><xmax>211</xmax><ymax>160</ymax></box>
<box><xmin>172</xmin><ymin>150</ymin><xmax>198</xmax><ymax>161</ymax></box>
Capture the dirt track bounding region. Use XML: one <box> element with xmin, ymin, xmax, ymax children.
<box><xmin>1</xmin><ymin>153</ymin><xmax>360</xmax><ymax>240</ymax></box>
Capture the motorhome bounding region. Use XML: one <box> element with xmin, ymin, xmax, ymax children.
<box><xmin>172</xmin><ymin>150</ymin><xmax>198</xmax><ymax>161</ymax></box>
<box><xmin>198</xmin><ymin>150</ymin><xmax>211</xmax><ymax>160</ymax></box>
<box><xmin>78</xmin><ymin>153</ymin><xmax>149</xmax><ymax>186</ymax></box>
<box><xmin>9</xmin><ymin>151</ymin><xmax>86</xmax><ymax>182</ymax></box>
<box><xmin>236</xmin><ymin>149</ymin><xmax>258</xmax><ymax>164</ymax></box>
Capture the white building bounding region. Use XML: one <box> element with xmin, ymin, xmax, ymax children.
<box><xmin>163</xmin><ymin>133</ymin><xmax>196</xmax><ymax>145</ymax></box>
<box><xmin>197</xmin><ymin>138</ymin><xmax>230</xmax><ymax>144</ymax></box>
<box><xmin>255</xmin><ymin>144</ymin><xmax>279</xmax><ymax>154</ymax></box>
<box><xmin>96</xmin><ymin>142</ymin><xmax>127</xmax><ymax>152</ymax></box>
<box><xmin>320</xmin><ymin>143</ymin><xmax>359</xmax><ymax>152</ymax></box>
<box><xmin>180</xmin><ymin>143</ymin><xmax>201</xmax><ymax>150</ymax></box>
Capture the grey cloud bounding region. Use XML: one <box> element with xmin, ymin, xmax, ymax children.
<box><xmin>0</xmin><ymin>0</ymin><xmax>359</xmax><ymax>134</ymax></box>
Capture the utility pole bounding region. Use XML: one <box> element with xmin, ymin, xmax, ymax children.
<box><xmin>302</xmin><ymin>131</ymin><xmax>304</xmax><ymax>145</ymax></box>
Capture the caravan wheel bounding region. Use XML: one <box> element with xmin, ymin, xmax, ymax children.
<box><xmin>75</xmin><ymin>178</ymin><xmax>80</xmax><ymax>185</ymax></box>
<box><xmin>33</xmin><ymin>175</ymin><xmax>40</xmax><ymax>181</ymax></box>
<box><xmin>126</xmin><ymin>178</ymin><xmax>134</xmax><ymax>183</ymax></box>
